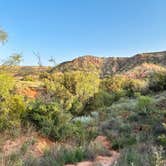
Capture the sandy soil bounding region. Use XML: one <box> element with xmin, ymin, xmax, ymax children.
<box><xmin>2</xmin><ymin>132</ymin><xmax>55</xmax><ymax>157</ymax></box>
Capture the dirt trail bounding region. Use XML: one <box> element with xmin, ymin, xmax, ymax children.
<box><xmin>65</xmin><ymin>136</ymin><xmax>120</xmax><ymax>166</ymax></box>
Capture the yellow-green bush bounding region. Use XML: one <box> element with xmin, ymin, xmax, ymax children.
<box><xmin>43</xmin><ymin>71</ymin><xmax>100</xmax><ymax>115</ymax></box>
<box><xmin>63</xmin><ymin>71</ymin><xmax>100</xmax><ymax>101</ymax></box>
<box><xmin>0</xmin><ymin>73</ymin><xmax>26</xmax><ymax>131</ymax></box>
<box><xmin>101</xmin><ymin>75</ymin><xmax>148</xmax><ymax>97</ymax></box>
<box><xmin>25</xmin><ymin>100</ymin><xmax>74</xmax><ymax>140</ymax></box>
<box><xmin>101</xmin><ymin>75</ymin><xmax>126</xmax><ymax>94</ymax></box>
<box><xmin>149</xmin><ymin>72</ymin><xmax>166</xmax><ymax>91</ymax></box>
<box><xmin>124</xmin><ymin>78</ymin><xmax>148</xmax><ymax>96</ymax></box>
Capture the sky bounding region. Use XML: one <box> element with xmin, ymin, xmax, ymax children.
<box><xmin>0</xmin><ymin>0</ymin><xmax>166</xmax><ymax>65</ymax></box>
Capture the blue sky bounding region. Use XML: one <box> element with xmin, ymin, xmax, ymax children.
<box><xmin>0</xmin><ymin>0</ymin><xmax>166</xmax><ymax>65</ymax></box>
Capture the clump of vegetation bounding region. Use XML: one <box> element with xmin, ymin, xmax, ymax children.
<box><xmin>149</xmin><ymin>72</ymin><xmax>166</xmax><ymax>91</ymax></box>
<box><xmin>0</xmin><ymin>73</ymin><xmax>26</xmax><ymax>131</ymax></box>
<box><xmin>25</xmin><ymin>100</ymin><xmax>73</xmax><ymax>140</ymax></box>
<box><xmin>115</xmin><ymin>144</ymin><xmax>165</xmax><ymax>166</ymax></box>
<box><xmin>24</xmin><ymin>141</ymin><xmax>110</xmax><ymax>166</ymax></box>
<box><xmin>136</xmin><ymin>95</ymin><xmax>155</xmax><ymax>114</ymax></box>
<box><xmin>101</xmin><ymin>75</ymin><xmax>147</xmax><ymax>97</ymax></box>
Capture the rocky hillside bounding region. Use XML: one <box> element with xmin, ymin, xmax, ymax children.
<box><xmin>54</xmin><ymin>55</ymin><xmax>104</xmax><ymax>72</ymax></box>
<box><xmin>53</xmin><ymin>51</ymin><xmax>166</xmax><ymax>77</ymax></box>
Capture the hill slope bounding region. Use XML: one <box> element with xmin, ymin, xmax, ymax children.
<box><xmin>53</xmin><ymin>51</ymin><xmax>166</xmax><ymax>77</ymax></box>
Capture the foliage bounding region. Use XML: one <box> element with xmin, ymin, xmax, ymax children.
<box><xmin>0</xmin><ymin>73</ymin><xmax>26</xmax><ymax>131</ymax></box>
<box><xmin>2</xmin><ymin>53</ymin><xmax>23</xmax><ymax>66</ymax></box>
<box><xmin>25</xmin><ymin>99</ymin><xmax>98</xmax><ymax>144</ymax></box>
<box><xmin>85</xmin><ymin>91</ymin><xmax>114</xmax><ymax>112</ymax></box>
<box><xmin>0</xmin><ymin>73</ymin><xmax>15</xmax><ymax>98</ymax></box>
<box><xmin>43</xmin><ymin>77</ymin><xmax>74</xmax><ymax>111</ymax></box>
<box><xmin>0</xmin><ymin>95</ymin><xmax>26</xmax><ymax>129</ymax></box>
<box><xmin>43</xmin><ymin>71</ymin><xmax>100</xmax><ymax>115</ymax></box>
<box><xmin>149</xmin><ymin>72</ymin><xmax>166</xmax><ymax>92</ymax></box>
<box><xmin>136</xmin><ymin>95</ymin><xmax>155</xmax><ymax>114</ymax></box>
<box><xmin>23</xmin><ymin>75</ymin><xmax>37</xmax><ymax>81</ymax></box>
<box><xmin>24</xmin><ymin>142</ymin><xmax>109</xmax><ymax>166</ymax></box>
<box><xmin>100</xmin><ymin>93</ymin><xmax>165</xmax><ymax>153</ymax></box>
<box><xmin>124</xmin><ymin>79</ymin><xmax>148</xmax><ymax>96</ymax></box>
<box><xmin>101</xmin><ymin>75</ymin><xmax>126</xmax><ymax>94</ymax></box>
<box><xmin>63</xmin><ymin>71</ymin><xmax>100</xmax><ymax>102</ymax></box>
<box><xmin>115</xmin><ymin>144</ymin><xmax>165</xmax><ymax>166</ymax></box>
<box><xmin>25</xmin><ymin>100</ymin><xmax>73</xmax><ymax>140</ymax></box>
<box><xmin>101</xmin><ymin>75</ymin><xmax>147</xmax><ymax>97</ymax></box>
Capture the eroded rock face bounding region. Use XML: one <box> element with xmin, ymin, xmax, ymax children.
<box><xmin>53</xmin><ymin>51</ymin><xmax>166</xmax><ymax>77</ymax></box>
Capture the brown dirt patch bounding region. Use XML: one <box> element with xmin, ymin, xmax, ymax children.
<box><xmin>2</xmin><ymin>132</ymin><xmax>55</xmax><ymax>158</ymax></box>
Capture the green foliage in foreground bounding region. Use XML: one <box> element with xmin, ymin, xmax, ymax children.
<box><xmin>25</xmin><ymin>99</ymin><xmax>98</xmax><ymax>143</ymax></box>
<box><xmin>115</xmin><ymin>144</ymin><xmax>165</xmax><ymax>166</ymax></box>
<box><xmin>0</xmin><ymin>69</ymin><xmax>166</xmax><ymax>165</ymax></box>
<box><xmin>25</xmin><ymin>100</ymin><xmax>73</xmax><ymax>140</ymax></box>
<box><xmin>24</xmin><ymin>141</ymin><xmax>109</xmax><ymax>166</ymax></box>
<box><xmin>0</xmin><ymin>73</ymin><xmax>26</xmax><ymax>131</ymax></box>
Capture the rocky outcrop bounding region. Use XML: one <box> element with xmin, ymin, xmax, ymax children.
<box><xmin>53</xmin><ymin>51</ymin><xmax>166</xmax><ymax>77</ymax></box>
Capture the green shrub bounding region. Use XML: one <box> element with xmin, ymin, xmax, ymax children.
<box><xmin>69</xmin><ymin>98</ymin><xmax>84</xmax><ymax>115</ymax></box>
<box><xmin>100</xmin><ymin>75</ymin><xmax>147</xmax><ymax>98</ymax></box>
<box><xmin>85</xmin><ymin>91</ymin><xmax>114</xmax><ymax>112</ymax></box>
<box><xmin>43</xmin><ymin>78</ymin><xmax>74</xmax><ymax>111</ymax></box>
<box><xmin>100</xmin><ymin>75</ymin><xmax>126</xmax><ymax>94</ymax></box>
<box><xmin>124</xmin><ymin>79</ymin><xmax>148</xmax><ymax>97</ymax></box>
<box><xmin>115</xmin><ymin>144</ymin><xmax>165</xmax><ymax>166</ymax></box>
<box><xmin>25</xmin><ymin>146</ymin><xmax>87</xmax><ymax>166</ymax></box>
<box><xmin>43</xmin><ymin>71</ymin><xmax>100</xmax><ymax>115</ymax></box>
<box><xmin>157</xmin><ymin>134</ymin><xmax>166</xmax><ymax>146</ymax></box>
<box><xmin>25</xmin><ymin>100</ymin><xmax>73</xmax><ymax>140</ymax></box>
<box><xmin>136</xmin><ymin>95</ymin><xmax>155</xmax><ymax>114</ymax></box>
<box><xmin>0</xmin><ymin>95</ymin><xmax>26</xmax><ymax>130</ymax></box>
<box><xmin>25</xmin><ymin>100</ymin><xmax>97</xmax><ymax>143</ymax></box>
<box><xmin>112</xmin><ymin>134</ymin><xmax>136</xmax><ymax>150</ymax></box>
<box><xmin>149</xmin><ymin>72</ymin><xmax>166</xmax><ymax>92</ymax></box>
<box><xmin>63</xmin><ymin>71</ymin><xmax>100</xmax><ymax>102</ymax></box>
<box><xmin>23</xmin><ymin>75</ymin><xmax>36</xmax><ymax>81</ymax></box>
<box><xmin>0</xmin><ymin>73</ymin><xmax>26</xmax><ymax>131</ymax></box>
<box><xmin>25</xmin><ymin>142</ymin><xmax>110</xmax><ymax>166</ymax></box>
<box><xmin>0</xmin><ymin>73</ymin><xmax>15</xmax><ymax>98</ymax></box>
